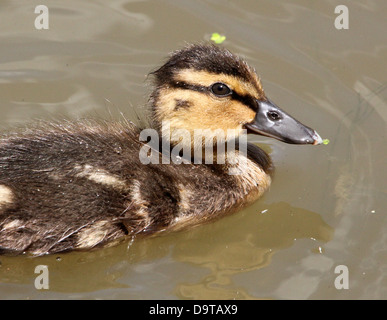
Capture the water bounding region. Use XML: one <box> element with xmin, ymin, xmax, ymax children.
<box><xmin>0</xmin><ymin>0</ymin><xmax>386</xmax><ymax>299</ymax></box>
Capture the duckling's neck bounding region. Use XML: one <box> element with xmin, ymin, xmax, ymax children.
<box><xmin>154</xmin><ymin>123</ymin><xmax>235</xmax><ymax>164</ymax></box>
<box><xmin>153</xmin><ymin>121</ymin><xmax>273</xmax><ymax>177</ymax></box>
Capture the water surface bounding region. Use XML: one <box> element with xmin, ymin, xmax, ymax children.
<box><xmin>0</xmin><ymin>0</ymin><xmax>386</xmax><ymax>299</ymax></box>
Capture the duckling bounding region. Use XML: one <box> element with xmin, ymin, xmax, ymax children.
<box><xmin>0</xmin><ymin>44</ymin><xmax>322</xmax><ymax>256</ymax></box>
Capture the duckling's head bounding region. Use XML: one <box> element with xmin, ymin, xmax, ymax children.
<box><xmin>150</xmin><ymin>44</ymin><xmax>322</xmax><ymax>149</ymax></box>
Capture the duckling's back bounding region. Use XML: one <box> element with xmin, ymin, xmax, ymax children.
<box><xmin>0</xmin><ymin>121</ymin><xmax>139</xmax><ymax>254</ymax></box>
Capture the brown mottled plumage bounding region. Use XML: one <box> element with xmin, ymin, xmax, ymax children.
<box><xmin>0</xmin><ymin>44</ymin><xmax>322</xmax><ymax>255</ymax></box>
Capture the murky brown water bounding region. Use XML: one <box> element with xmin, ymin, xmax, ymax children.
<box><xmin>0</xmin><ymin>0</ymin><xmax>386</xmax><ymax>299</ymax></box>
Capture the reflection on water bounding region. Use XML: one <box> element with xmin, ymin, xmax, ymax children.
<box><xmin>0</xmin><ymin>201</ymin><xmax>332</xmax><ymax>299</ymax></box>
<box><xmin>0</xmin><ymin>0</ymin><xmax>386</xmax><ymax>299</ymax></box>
<box><xmin>173</xmin><ymin>202</ymin><xmax>333</xmax><ymax>299</ymax></box>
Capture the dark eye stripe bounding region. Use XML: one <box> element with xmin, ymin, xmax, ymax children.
<box><xmin>169</xmin><ymin>81</ymin><xmax>258</xmax><ymax>112</ymax></box>
<box><xmin>230</xmin><ymin>92</ymin><xmax>257</xmax><ymax>111</ymax></box>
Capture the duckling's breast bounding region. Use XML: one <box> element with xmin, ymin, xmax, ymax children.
<box><xmin>164</xmin><ymin>153</ymin><xmax>271</xmax><ymax>231</ymax></box>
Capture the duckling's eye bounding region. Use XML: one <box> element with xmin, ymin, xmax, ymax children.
<box><xmin>211</xmin><ymin>82</ymin><xmax>232</xmax><ymax>97</ymax></box>
<box><xmin>267</xmin><ymin>111</ymin><xmax>281</xmax><ymax>121</ymax></box>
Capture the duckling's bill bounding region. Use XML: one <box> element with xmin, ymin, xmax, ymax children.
<box><xmin>244</xmin><ymin>99</ymin><xmax>323</xmax><ymax>145</ymax></box>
